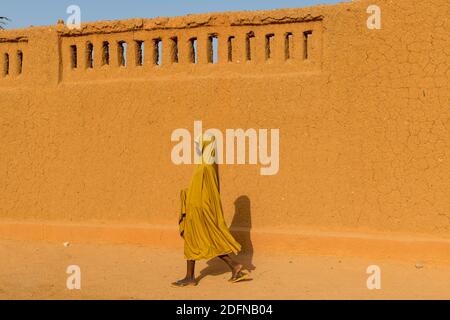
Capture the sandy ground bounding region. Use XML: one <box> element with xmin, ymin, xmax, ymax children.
<box><xmin>0</xmin><ymin>239</ymin><xmax>449</xmax><ymax>300</ymax></box>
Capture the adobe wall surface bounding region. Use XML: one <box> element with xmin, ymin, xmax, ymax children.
<box><xmin>0</xmin><ymin>0</ymin><xmax>449</xmax><ymax>238</ymax></box>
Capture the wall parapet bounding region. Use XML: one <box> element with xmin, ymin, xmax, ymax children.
<box><xmin>58</xmin><ymin>12</ymin><xmax>324</xmax><ymax>36</ymax></box>
<box><xmin>0</xmin><ymin>35</ymin><xmax>27</xmax><ymax>82</ymax></box>
<box><xmin>0</xmin><ymin>7</ymin><xmax>328</xmax><ymax>87</ymax></box>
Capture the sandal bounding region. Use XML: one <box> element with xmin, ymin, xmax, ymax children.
<box><xmin>171</xmin><ymin>280</ymin><xmax>197</xmax><ymax>288</ymax></box>
<box><xmin>229</xmin><ymin>270</ymin><xmax>250</xmax><ymax>283</ymax></box>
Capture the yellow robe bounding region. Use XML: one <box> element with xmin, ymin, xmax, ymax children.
<box><xmin>179</xmin><ymin>135</ymin><xmax>241</xmax><ymax>261</ymax></box>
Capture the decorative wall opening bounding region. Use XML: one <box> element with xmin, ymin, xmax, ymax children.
<box><xmin>189</xmin><ymin>38</ymin><xmax>197</xmax><ymax>64</ymax></box>
<box><xmin>303</xmin><ymin>30</ymin><xmax>313</xmax><ymax>60</ymax></box>
<box><xmin>284</xmin><ymin>33</ymin><xmax>294</xmax><ymax>60</ymax></box>
<box><xmin>170</xmin><ymin>37</ymin><xmax>178</xmax><ymax>64</ymax></box>
<box><xmin>3</xmin><ymin>53</ymin><xmax>9</xmax><ymax>76</ymax></box>
<box><xmin>16</xmin><ymin>50</ymin><xmax>23</xmax><ymax>74</ymax></box>
<box><xmin>70</xmin><ymin>45</ymin><xmax>77</xmax><ymax>69</ymax></box>
<box><xmin>102</xmin><ymin>41</ymin><xmax>110</xmax><ymax>66</ymax></box>
<box><xmin>207</xmin><ymin>34</ymin><xmax>218</xmax><ymax>64</ymax></box>
<box><xmin>153</xmin><ymin>38</ymin><xmax>162</xmax><ymax>66</ymax></box>
<box><xmin>135</xmin><ymin>40</ymin><xmax>144</xmax><ymax>66</ymax></box>
<box><xmin>246</xmin><ymin>31</ymin><xmax>255</xmax><ymax>61</ymax></box>
<box><xmin>265</xmin><ymin>34</ymin><xmax>275</xmax><ymax>60</ymax></box>
<box><xmin>86</xmin><ymin>42</ymin><xmax>94</xmax><ymax>69</ymax></box>
<box><xmin>118</xmin><ymin>41</ymin><xmax>127</xmax><ymax>67</ymax></box>
<box><xmin>227</xmin><ymin>36</ymin><xmax>235</xmax><ymax>63</ymax></box>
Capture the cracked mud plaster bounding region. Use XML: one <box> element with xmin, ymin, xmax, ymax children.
<box><xmin>0</xmin><ymin>0</ymin><xmax>449</xmax><ymax>237</ymax></box>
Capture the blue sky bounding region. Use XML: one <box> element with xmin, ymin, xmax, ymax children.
<box><xmin>1</xmin><ymin>0</ymin><xmax>342</xmax><ymax>30</ymax></box>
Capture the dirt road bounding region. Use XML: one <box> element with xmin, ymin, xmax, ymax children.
<box><xmin>0</xmin><ymin>239</ymin><xmax>449</xmax><ymax>300</ymax></box>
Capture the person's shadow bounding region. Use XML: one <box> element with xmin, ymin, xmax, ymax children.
<box><xmin>198</xmin><ymin>195</ymin><xmax>255</xmax><ymax>282</ymax></box>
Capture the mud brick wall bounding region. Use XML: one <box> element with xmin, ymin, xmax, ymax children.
<box><xmin>0</xmin><ymin>0</ymin><xmax>449</xmax><ymax>237</ymax></box>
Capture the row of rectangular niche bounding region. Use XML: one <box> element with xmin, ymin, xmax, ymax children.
<box><xmin>68</xmin><ymin>30</ymin><xmax>314</xmax><ymax>69</ymax></box>
<box><xmin>2</xmin><ymin>50</ymin><xmax>23</xmax><ymax>77</ymax></box>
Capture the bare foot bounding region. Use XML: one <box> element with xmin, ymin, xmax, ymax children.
<box><xmin>171</xmin><ymin>277</ymin><xmax>197</xmax><ymax>288</ymax></box>
<box><xmin>232</xmin><ymin>264</ymin><xmax>243</xmax><ymax>278</ymax></box>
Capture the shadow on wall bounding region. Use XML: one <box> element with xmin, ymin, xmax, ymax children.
<box><xmin>198</xmin><ymin>195</ymin><xmax>255</xmax><ymax>281</ymax></box>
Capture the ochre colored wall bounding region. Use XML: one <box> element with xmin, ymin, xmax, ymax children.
<box><xmin>0</xmin><ymin>0</ymin><xmax>449</xmax><ymax>237</ymax></box>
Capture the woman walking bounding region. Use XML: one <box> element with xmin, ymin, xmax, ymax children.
<box><xmin>172</xmin><ymin>134</ymin><xmax>248</xmax><ymax>287</ymax></box>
